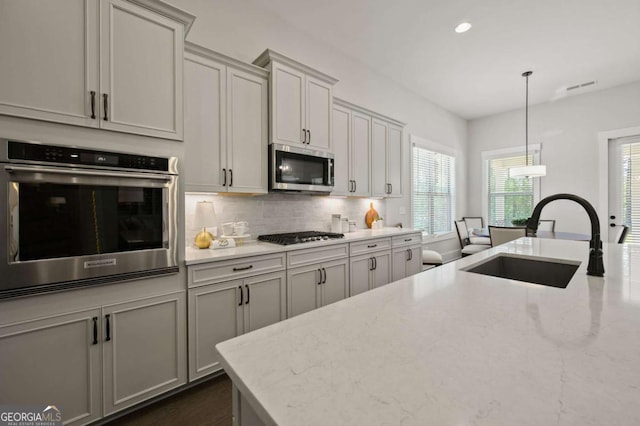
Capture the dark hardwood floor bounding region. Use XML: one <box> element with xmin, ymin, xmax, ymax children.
<box><xmin>106</xmin><ymin>374</ymin><xmax>232</xmax><ymax>426</ymax></box>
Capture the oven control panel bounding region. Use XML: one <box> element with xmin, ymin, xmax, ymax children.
<box><xmin>7</xmin><ymin>141</ymin><xmax>169</xmax><ymax>172</ymax></box>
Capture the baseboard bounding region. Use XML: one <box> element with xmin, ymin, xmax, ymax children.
<box><xmin>91</xmin><ymin>371</ymin><xmax>228</xmax><ymax>425</ymax></box>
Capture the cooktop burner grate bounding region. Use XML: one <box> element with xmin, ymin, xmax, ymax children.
<box><xmin>258</xmin><ymin>231</ymin><xmax>344</xmax><ymax>245</ymax></box>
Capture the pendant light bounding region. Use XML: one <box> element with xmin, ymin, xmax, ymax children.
<box><xmin>509</xmin><ymin>71</ymin><xmax>547</xmax><ymax>178</ymax></box>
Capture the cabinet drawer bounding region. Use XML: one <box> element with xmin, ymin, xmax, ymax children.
<box><xmin>392</xmin><ymin>233</ymin><xmax>422</xmax><ymax>248</ymax></box>
<box><xmin>350</xmin><ymin>238</ymin><xmax>391</xmax><ymax>256</ymax></box>
<box><xmin>188</xmin><ymin>253</ymin><xmax>286</xmax><ymax>287</ymax></box>
<box><xmin>287</xmin><ymin>243</ymin><xmax>349</xmax><ymax>268</ymax></box>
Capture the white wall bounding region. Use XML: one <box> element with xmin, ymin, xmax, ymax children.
<box><xmin>468</xmin><ymin>81</ymin><xmax>640</xmax><ymax>234</ymax></box>
<box><xmin>171</xmin><ymin>0</ymin><xmax>468</xmax><ymax>230</ymax></box>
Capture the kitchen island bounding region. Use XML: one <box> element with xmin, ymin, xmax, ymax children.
<box><xmin>215</xmin><ymin>238</ymin><xmax>640</xmax><ymax>425</ymax></box>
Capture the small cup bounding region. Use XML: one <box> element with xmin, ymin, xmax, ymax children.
<box><xmin>222</xmin><ymin>222</ymin><xmax>235</xmax><ymax>236</ymax></box>
<box><xmin>234</xmin><ymin>221</ymin><xmax>248</xmax><ymax>236</ymax></box>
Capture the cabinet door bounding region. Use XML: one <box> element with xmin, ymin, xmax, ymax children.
<box><xmin>331</xmin><ymin>105</ymin><xmax>351</xmax><ymax>195</ymax></box>
<box><xmin>188</xmin><ymin>282</ymin><xmax>242</xmax><ymax>381</ymax></box>
<box><xmin>0</xmin><ymin>308</ymin><xmax>102</xmax><ymax>425</ymax></box>
<box><xmin>350</xmin><ymin>254</ymin><xmax>372</xmax><ymax>296</ymax></box>
<box><xmin>407</xmin><ymin>246</ymin><xmax>423</xmax><ymax>277</ymax></box>
<box><xmin>287</xmin><ymin>265</ymin><xmax>322</xmax><ymax>318</ymax></box>
<box><xmin>243</xmin><ymin>271</ymin><xmax>287</xmax><ymax>332</ymax></box>
<box><xmin>320</xmin><ymin>258</ymin><xmax>349</xmax><ymax>307</ymax></box>
<box><xmin>392</xmin><ymin>247</ymin><xmax>410</xmax><ymax>282</ymax></box>
<box><xmin>100</xmin><ymin>0</ymin><xmax>184</xmax><ymax>140</ymax></box>
<box><xmin>306</xmin><ymin>75</ymin><xmax>332</xmax><ymax>151</ymax></box>
<box><xmin>227</xmin><ymin>67</ymin><xmax>269</xmax><ymax>193</ymax></box>
<box><xmin>351</xmin><ymin>112</ymin><xmax>371</xmax><ymax>196</ymax></box>
<box><xmin>184</xmin><ymin>55</ymin><xmax>226</xmax><ymax>192</ymax></box>
<box><xmin>371</xmin><ymin>119</ymin><xmax>388</xmax><ymax>197</ymax></box>
<box><xmin>0</xmin><ymin>0</ymin><xmax>99</xmax><ymax>127</ymax></box>
<box><xmin>387</xmin><ymin>125</ymin><xmax>403</xmax><ymax>197</ymax></box>
<box><xmin>372</xmin><ymin>251</ymin><xmax>392</xmax><ymax>289</ymax></box>
<box><xmin>103</xmin><ymin>292</ymin><xmax>186</xmax><ymax>415</ymax></box>
<box><xmin>272</xmin><ymin>62</ymin><xmax>305</xmax><ymax>146</ymax></box>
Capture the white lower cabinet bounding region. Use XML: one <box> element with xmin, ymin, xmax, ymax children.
<box><xmin>287</xmin><ymin>258</ymin><xmax>349</xmax><ymax>317</ymax></box>
<box><xmin>392</xmin><ymin>245</ymin><xmax>423</xmax><ymax>281</ymax></box>
<box><xmin>391</xmin><ymin>233</ymin><xmax>423</xmax><ymax>281</ymax></box>
<box><xmin>286</xmin><ymin>243</ymin><xmax>350</xmax><ymax>317</ymax></box>
<box><xmin>188</xmin><ymin>271</ymin><xmax>286</xmax><ymax>381</ymax></box>
<box><xmin>0</xmin><ymin>291</ymin><xmax>186</xmax><ymax>424</ymax></box>
<box><xmin>0</xmin><ymin>308</ymin><xmax>102</xmax><ymax>425</ymax></box>
<box><xmin>350</xmin><ymin>250</ymin><xmax>392</xmax><ymax>296</ymax></box>
<box><xmin>102</xmin><ymin>293</ymin><xmax>187</xmax><ymax>416</ymax></box>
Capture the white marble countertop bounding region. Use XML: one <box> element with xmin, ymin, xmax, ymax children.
<box><xmin>215</xmin><ymin>238</ymin><xmax>640</xmax><ymax>425</ymax></box>
<box><xmin>185</xmin><ymin>227</ymin><xmax>421</xmax><ymax>265</ymax></box>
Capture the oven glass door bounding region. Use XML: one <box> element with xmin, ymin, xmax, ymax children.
<box><xmin>275</xmin><ymin>150</ymin><xmax>331</xmax><ymax>186</ymax></box>
<box><xmin>16</xmin><ymin>183</ymin><xmax>164</xmax><ymax>262</ymax></box>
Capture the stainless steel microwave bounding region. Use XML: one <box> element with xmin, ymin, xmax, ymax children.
<box><xmin>0</xmin><ymin>138</ymin><xmax>179</xmax><ymax>298</ymax></box>
<box><xmin>269</xmin><ymin>143</ymin><xmax>334</xmax><ymax>194</ymax></box>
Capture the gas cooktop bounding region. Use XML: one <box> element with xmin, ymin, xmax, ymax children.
<box><xmin>257</xmin><ymin>231</ymin><xmax>344</xmax><ymax>245</ymax></box>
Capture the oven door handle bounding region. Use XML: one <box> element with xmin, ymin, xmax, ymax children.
<box><xmin>4</xmin><ymin>165</ymin><xmax>173</xmax><ymax>181</ymax></box>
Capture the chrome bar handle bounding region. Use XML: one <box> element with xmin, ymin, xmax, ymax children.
<box><xmin>4</xmin><ymin>165</ymin><xmax>172</xmax><ymax>181</ymax></box>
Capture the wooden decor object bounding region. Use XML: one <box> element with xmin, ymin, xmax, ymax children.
<box><xmin>365</xmin><ymin>202</ymin><xmax>379</xmax><ymax>229</ymax></box>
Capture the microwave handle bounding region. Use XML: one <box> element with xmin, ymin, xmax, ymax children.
<box><xmin>327</xmin><ymin>159</ymin><xmax>333</xmax><ymax>186</ymax></box>
<box><xmin>4</xmin><ymin>165</ymin><xmax>172</xmax><ymax>182</ymax></box>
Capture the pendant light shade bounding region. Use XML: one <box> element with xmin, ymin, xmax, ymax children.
<box><xmin>509</xmin><ymin>71</ymin><xmax>547</xmax><ymax>178</ymax></box>
<box><xmin>509</xmin><ymin>164</ymin><xmax>547</xmax><ymax>177</ymax></box>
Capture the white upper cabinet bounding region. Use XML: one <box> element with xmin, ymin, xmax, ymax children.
<box><xmin>371</xmin><ymin>119</ymin><xmax>389</xmax><ymax>197</ymax></box>
<box><xmin>332</xmin><ymin>97</ymin><xmax>403</xmax><ymax>198</ymax></box>
<box><xmin>100</xmin><ymin>0</ymin><xmax>188</xmax><ymax>140</ymax></box>
<box><xmin>0</xmin><ymin>0</ymin><xmax>194</xmax><ymax>140</ymax></box>
<box><xmin>272</xmin><ymin>63</ymin><xmax>306</xmax><ymax>146</ymax></box>
<box><xmin>184</xmin><ymin>43</ymin><xmax>268</xmax><ymax>194</ymax></box>
<box><xmin>253</xmin><ymin>49</ymin><xmax>338</xmax><ymax>152</ymax></box>
<box><xmin>331</xmin><ymin>105</ymin><xmax>351</xmax><ymax>195</ymax></box>
<box><xmin>372</xmin><ymin>119</ymin><xmax>404</xmax><ymax>197</ymax></box>
<box><xmin>331</xmin><ymin>103</ymin><xmax>373</xmax><ymax>197</ymax></box>
<box><xmin>387</xmin><ymin>124</ymin><xmax>403</xmax><ymax>197</ymax></box>
<box><xmin>226</xmin><ymin>67</ymin><xmax>269</xmax><ymax>193</ymax></box>
<box><xmin>306</xmin><ymin>75</ymin><xmax>332</xmax><ymax>151</ymax></box>
<box><xmin>351</xmin><ymin>112</ymin><xmax>372</xmax><ymax>196</ymax></box>
<box><xmin>0</xmin><ymin>0</ymin><xmax>99</xmax><ymax>128</ymax></box>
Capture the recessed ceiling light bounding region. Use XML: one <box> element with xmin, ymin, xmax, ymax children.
<box><xmin>455</xmin><ymin>22</ymin><xmax>472</xmax><ymax>33</ymax></box>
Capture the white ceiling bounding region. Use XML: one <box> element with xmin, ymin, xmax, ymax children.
<box><xmin>253</xmin><ymin>0</ymin><xmax>640</xmax><ymax>119</ymax></box>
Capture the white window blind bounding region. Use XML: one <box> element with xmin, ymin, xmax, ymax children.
<box><xmin>488</xmin><ymin>154</ymin><xmax>535</xmax><ymax>226</ymax></box>
<box><xmin>412</xmin><ymin>146</ymin><xmax>455</xmax><ymax>233</ymax></box>
<box><xmin>620</xmin><ymin>141</ymin><xmax>640</xmax><ymax>243</ymax></box>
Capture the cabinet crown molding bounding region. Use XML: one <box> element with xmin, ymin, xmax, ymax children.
<box><xmin>334</xmin><ymin>97</ymin><xmax>406</xmax><ymax>127</ymax></box>
<box><xmin>127</xmin><ymin>0</ymin><xmax>196</xmax><ymax>36</ymax></box>
<box><xmin>185</xmin><ymin>42</ymin><xmax>269</xmax><ymax>77</ymax></box>
<box><xmin>253</xmin><ymin>49</ymin><xmax>338</xmax><ymax>85</ymax></box>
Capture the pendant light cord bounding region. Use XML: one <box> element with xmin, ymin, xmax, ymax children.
<box><xmin>525</xmin><ymin>74</ymin><xmax>528</xmax><ymax>165</ymax></box>
<box><xmin>523</xmin><ymin>71</ymin><xmax>532</xmax><ymax>167</ymax></box>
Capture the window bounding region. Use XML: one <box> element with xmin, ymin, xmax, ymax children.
<box><xmin>411</xmin><ymin>142</ymin><xmax>456</xmax><ymax>234</ymax></box>
<box><xmin>484</xmin><ymin>147</ymin><xmax>541</xmax><ymax>226</ymax></box>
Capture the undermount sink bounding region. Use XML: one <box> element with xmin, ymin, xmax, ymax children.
<box><xmin>461</xmin><ymin>253</ymin><xmax>581</xmax><ymax>288</ymax></box>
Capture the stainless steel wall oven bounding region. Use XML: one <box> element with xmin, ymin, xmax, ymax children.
<box><xmin>0</xmin><ymin>139</ymin><xmax>179</xmax><ymax>298</ymax></box>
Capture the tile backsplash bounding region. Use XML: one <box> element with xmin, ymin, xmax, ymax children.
<box><xmin>185</xmin><ymin>193</ymin><xmax>388</xmax><ymax>244</ymax></box>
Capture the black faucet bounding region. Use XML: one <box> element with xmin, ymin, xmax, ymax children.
<box><xmin>527</xmin><ymin>193</ymin><xmax>604</xmax><ymax>277</ymax></box>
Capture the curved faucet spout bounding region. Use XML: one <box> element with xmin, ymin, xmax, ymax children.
<box><xmin>527</xmin><ymin>193</ymin><xmax>604</xmax><ymax>277</ymax></box>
